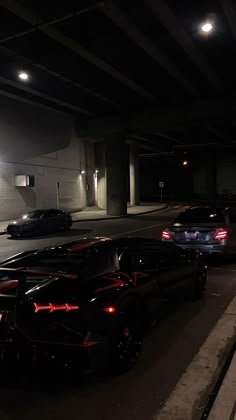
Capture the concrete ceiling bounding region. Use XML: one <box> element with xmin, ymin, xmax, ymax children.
<box><xmin>0</xmin><ymin>0</ymin><xmax>235</xmax><ymax>152</ymax></box>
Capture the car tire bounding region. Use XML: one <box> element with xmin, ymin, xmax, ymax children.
<box><xmin>192</xmin><ymin>266</ymin><xmax>207</xmax><ymax>300</ymax></box>
<box><xmin>60</xmin><ymin>222</ymin><xmax>70</xmax><ymax>231</ymax></box>
<box><xmin>109</xmin><ymin>297</ymin><xmax>144</xmax><ymax>374</ymax></box>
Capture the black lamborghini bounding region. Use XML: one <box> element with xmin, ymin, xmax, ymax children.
<box><xmin>0</xmin><ymin>237</ymin><xmax>207</xmax><ymax>373</ymax></box>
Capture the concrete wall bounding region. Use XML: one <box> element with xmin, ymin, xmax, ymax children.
<box><xmin>193</xmin><ymin>156</ymin><xmax>236</xmax><ymax>198</ymax></box>
<box><xmin>217</xmin><ymin>159</ymin><xmax>236</xmax><ymax>196</ymax></box>
<box><xmin>0</xmin><ymin>95</ymin><xmax>95</xmax><ymax>220</ymax></box>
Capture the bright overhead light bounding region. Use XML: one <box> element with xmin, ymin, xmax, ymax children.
<box><xmin>182</xmin><ymin>160</ymin><xmax>189</xmax><ymax>166</ymax></box>
<box><xmin>18</xmin><ymin>71</ymin><xmax>29</xmax><ymax>81</ymax></box>
<box><xmin>201</xmin><ymin>22</ymin><xmax>213</xmax><ymax>33</ymax></box>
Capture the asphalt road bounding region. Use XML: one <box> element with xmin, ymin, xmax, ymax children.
<box><xmin>0</xmin><ymin>204</ymin><xmax>236</xmax><ymax>420</ymax></box>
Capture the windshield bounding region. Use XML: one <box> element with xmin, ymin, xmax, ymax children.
<box><xmin>22</xmin><ymin>210</ymin><xmax>45</xmax><ymax>220</ymax></box>
<box><xmin>174</xmin><ymin>208</ymin><xmax>225</xmax><ymax>224</ymax></box>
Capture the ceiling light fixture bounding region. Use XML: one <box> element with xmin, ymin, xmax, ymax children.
<box><xmin>201</xmin><ymin>22</ymin><xmax>213</xmax><ymax>33</ymax></box>
<box><xmin>18</xmin><ymin>71</ymin><xmax>29</xmax><ymax>81</ymax></box>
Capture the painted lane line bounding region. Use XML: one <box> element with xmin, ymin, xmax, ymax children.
<box><xmin>111</xmin><ymin>222</ymin><xmax>167</xmax><ymax>238</ymax></box>
<box><xmin>154</xmin><ymin>296</ymin><xmax>236</xmax><ymax>420</ymax></box>
<box><xmin>213</xmin><ymin>268</ymin><xmax>236</xmax><ymax>273</ymax></box>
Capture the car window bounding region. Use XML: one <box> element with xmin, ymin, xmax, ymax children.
<box><xmin>131</xmin><ymin>242</ymin><xmax>168</xmax><ymax>269</ymax></box>
<box><xmin>22</xmin><ymin>210</ymin><xmax>45</xmax><ymax>220</ymax></box>
<box><xmin>43</xmin><ymin>210</ymin><xmax>61</xmax><ymax>219</ymax></box>
<box><xmin>174</xmin><ymin>208</ymin><xmax>225</xmax><ymax>224</ymax></box>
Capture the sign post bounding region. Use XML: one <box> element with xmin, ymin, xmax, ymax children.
<box><xmin>159</xmin><ymin>181</ymin><xmax>164</xmax><ymax>201</ymax></box>
<box><xmin>56</xmin><ymin>182</ymin><xmax>60</xmax><ymax>209</ymax></box>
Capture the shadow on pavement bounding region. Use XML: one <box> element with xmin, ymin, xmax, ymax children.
<box><xmin>7</xmin><ymin>228</ymin><xmax>92</xmax><ymax>241</ymax></box>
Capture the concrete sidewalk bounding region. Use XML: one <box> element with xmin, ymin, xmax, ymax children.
<box><xmin>0</xmin><ymin>202</ymin><xmax>167</xmax><ymax>234</ymax></box>
<box><xmin>71</xmin><ymin>202</ymin><xmax>167</xmax><ymax>222</ymax></box>
<box><xmin>155</xmin><ymin>296</ymin><xmax>236</xmax><ymax>420</ymax></box>
<box><xmin>207</xmin><ymin>346</ymin><xmax>236</xmax><ymax>420</ymax></box>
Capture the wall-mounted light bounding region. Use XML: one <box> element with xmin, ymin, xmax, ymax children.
<box><xmin>95</xmin><ymin>169</ymin><xmax>99</xmax><ymax>174</ymax></box>
<box><xmin>18</xmin><ymin>71</ymin><xmax>29</xmax><ymax>81</ymax></box>
<box><xmin>79</xmin><ymin>170</ymin><xmax>85</xmax><ymax>175</ymax></box>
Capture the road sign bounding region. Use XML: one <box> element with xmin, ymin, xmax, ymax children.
<box><xmin>159</xmin><ymin>181</ymin><xmax>164</xmax><ymax>201</ymax></box>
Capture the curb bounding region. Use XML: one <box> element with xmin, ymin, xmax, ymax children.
<box><xmin>154</xmin><ymin>296</ymin><xmax>236</xmax><ymax>420</ymax></box>
<box><xmin>72</xmin><ymin>204</ymin><xmax>168</xmax><ymax>223</ymax></box>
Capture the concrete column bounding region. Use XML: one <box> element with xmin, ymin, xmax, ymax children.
<box><xmin>106</xmin><ymin>135</ymin><xmax>127</xmax><ymax>216</ymax></box>
<box><xmin>85</xmin><ymin>142</ymin><xmax>95</xmax><ymax>206</ymax></box>
<box><xmin>129</xmin><ymin>142</ymin><xmax>140</xmax><ymax>205</ymax></box>
<box><xmin>95</xmin><ymin>143</ymin><xmax>106</xmax><ymax>209</ymax></box>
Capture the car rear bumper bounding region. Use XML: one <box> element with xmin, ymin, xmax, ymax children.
<box><xmin>0</xmin><ymin>331</ymin><xmax>109</xmax><ymax>371</ymax></box>
<box><xmin>175</xmin><ymin>243</ymin><xmax>225</xmax><ymax>255</ymax></box>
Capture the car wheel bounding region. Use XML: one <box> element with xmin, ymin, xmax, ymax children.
<box><xmin>109</xmin><ymin>297</ymin><xmax>144</xmax><ymax>373</ymax></box>
<box><xmin>60</xmin><ymin>222</ymin><xmax>69</xmax><ymax>231</ymax></box>
<box><xmin>192</xmin><ymin>266</ymin><xmax>207</xmax><ymax>300</ymax></box>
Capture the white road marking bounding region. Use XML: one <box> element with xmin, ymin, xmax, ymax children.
<box><xmin>154</xmin><ymin>296</ymin><xmax>236</xmax><ymax>420</ymax></box>
<box><xmin>112</xmin><ymin>222</ymin><xmax>167</xmax><ymax>238</ymax></box>
<box><xmin>212</xmin><ymin>267</ymin><xmax>236</xmax><ymax>273</ymax></box>
<box><xmin>210</xmin><ymin>293</ymin><xmax>222</xmax><ymax>297</ymax></box>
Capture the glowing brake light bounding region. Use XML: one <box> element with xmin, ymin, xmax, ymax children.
<box><xmin>212</xmin><ymin>229</ymin><xmax>228</xmax><ymax>240</ymax></box>
<box><xmin>34</xmin><ymin>303</ymin><xmax>79</xmax><ymax>313</ymax></box>
<box><xmin>103</xmin><ymin>306</ymin><xmax>116</xmax><ymax>313</ymax></box>
<box><xmin>162</xmin><ymin>230</ymin><xmax>171</xmax><ymax>240</ymax></box>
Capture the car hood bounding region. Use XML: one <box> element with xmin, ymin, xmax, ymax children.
<box><xmin>9</xmin><ymin>218</ymin><xmax>38</xmax><ymax>227</ymax></box>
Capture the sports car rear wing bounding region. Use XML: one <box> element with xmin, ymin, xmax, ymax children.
<box><xmin>0</xmin><ymin>267</ymin><xmax>78</xmax><ymax>299</ymax></box>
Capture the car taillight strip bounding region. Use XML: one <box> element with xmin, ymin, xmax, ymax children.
<box><xmin>34</xmin><ymin>303</ymin><xmax>79</xmax><ymax>313</ymax></box>
<box><xmin>162</xmin><ymin>230</ymin><xmax>171</xmax><ymax>240</ymax></box>
<box><xmin>213</xmin><ymin>229</ymin><xmax>228</xmax><ymax>240</ymax></box>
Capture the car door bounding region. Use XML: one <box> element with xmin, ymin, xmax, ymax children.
<box><xmin>41</xmin><ymin>210</ymin><xmax>61</xmax><ymax>233</ymax></box>
<box><xmin>119</xmin><ymin>241</ymin><xmax>163</xmax><ymax>316</ymax></box>
<box><xmin>157</xmin><ymin>245</ymin><xmax>194</xmax><ymax>298</ymax></box>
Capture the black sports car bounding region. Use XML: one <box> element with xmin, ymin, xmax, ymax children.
<box><xmin>0</xmin><ymin>237</ymin><xmax>207</xmax><ymax>373</ymax></box>
<box><xmin>6</xmin><ymin>209</ymin><xmax>72</xmax><ymax>238</ymax></box>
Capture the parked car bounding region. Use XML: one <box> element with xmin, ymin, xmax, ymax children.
<box><xmin>0</xmin><ymin>237</ymin><xmax>207</xmax><ymax>373</ymax></box>
<box><xmin>161</xmin><ymin>206</ymin><xmax>236</xmax><ymax>256</ymax></box>
<box><xmin>6</xmin><ymin>209</ymin><xmax>72</xmax><ymax>237</ymax></box>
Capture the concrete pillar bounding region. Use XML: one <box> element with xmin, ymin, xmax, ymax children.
<box><xmin>106</xmin><ymin>135</ymin><xmax>127</xmax><ymax>216</ymax></box>
<box><xmin>95</xmin><ymin>143</ymin><xmax>106</xmax><ymax>209</ymax></box>
<box><xmin>85</xmin><ymin>142</ymin><xmax>95</xmax><ymax>206</ymax></box>
<box><xmin>129</xmin><ymin>142</ymin><xmax>140</xmax><ymax>205</ymax></box>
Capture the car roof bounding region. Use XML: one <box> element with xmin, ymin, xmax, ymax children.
<box><xmin>53</xmin><ymin>237</ymin><xmax>176</xmax><ymax>253</ymax></box>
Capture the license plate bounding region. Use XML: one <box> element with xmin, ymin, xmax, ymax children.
<box><xmin>186</xmin><ymin>232</ymin><xmax>197</xmax><ymax>240</ymax></box>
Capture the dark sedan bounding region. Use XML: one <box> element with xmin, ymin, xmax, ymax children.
<box><xmin>6</xmin><ymin>209</ymin><xmax>72</xmax><ymax>237</ymax></box>
<box><xmin>0</xmin><ymin>237</ymin><xmax>207</xmax><ymax>373</ymax></box>
<box><xmin>161</xmin><ymin>206</ymin><xmax>236</xmax><ymax>256</ymax></box>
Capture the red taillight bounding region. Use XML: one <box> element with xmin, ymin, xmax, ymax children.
<box><xmin>103</xmin><ymin>306</ymin><xmax>116</xmax><ymax>313</ymax></box>
<box><xmin>34</xmin><ymin>303</ymin><xmax>79</xmax><ymax>313</ymax></box>
<box><xmin>213</xmin><ymin>229</ymin><xmax>228</xmax><ymax>240</ymax></box>
<box><xmin>162</xmin><ymin>230</ymin><xmax>171</xmax><ymax>240</ymax></box>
